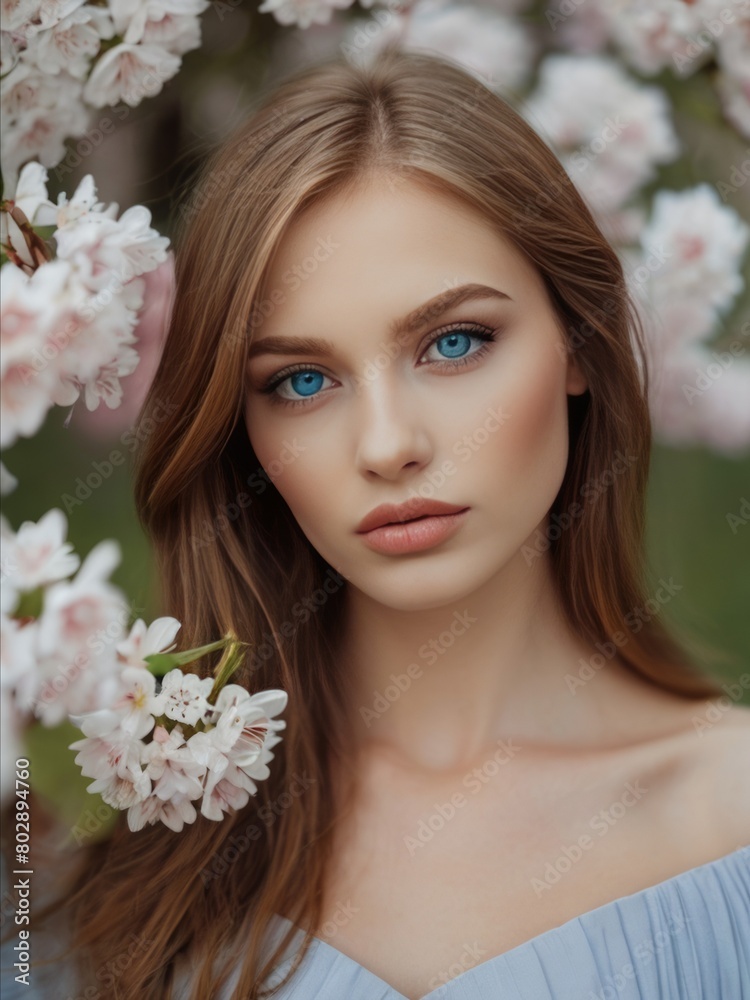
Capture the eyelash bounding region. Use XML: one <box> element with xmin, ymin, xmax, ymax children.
<box><xmin>258</xmin><ymin>322</ymin><xmax>499</xmax><ymax>409</ymax></box>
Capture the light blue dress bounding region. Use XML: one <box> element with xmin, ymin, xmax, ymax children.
<box><xmin>2</xmin><ymin>845</ymin><xmax>749</xmax><ymax>998</ymax></box>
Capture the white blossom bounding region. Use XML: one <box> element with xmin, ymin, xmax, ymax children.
<box><xmin>258</xmin><ymin>0</ymin><xmax>354</xmax><ymax>30</ymax></box>
<box><xmin>53</xmin><ymin>202</ymin><xmax>169</xmax><ymax>291</ymax></box>
<box><xmin>343</xmin><ymin>0</ymin><xmax>535</xmax><ymax>95</ymax></box>
<box><xmin>693</xmin><ymin>360</ymin><xmax>750</xmax><ymax>454</ymax></box>
<box><xmin>1</xmin><ymin>160</ymin><xmax>56</xmax><ymax>234</ymax></box>
<box><xmin>199</xmin><ymin>763</ymin><xmax>255</xmax><ymax>821</ymax></box>
<box><xmin>24</xmin><ymin>542</ymin><xmax>127</xmax><ymax>726</ymax></box>
<box><xmin>69</xmin><ymin>708</ymin><xmax>151</xmax><ymax>808</ymax></box>
<box><xmin>0</xmin><ymin>507</ymin><xmax>80</xmax><ymax>595</ymax></box>
<box><xmin>0</xmin><ymin>28</ymin><xmax>23</xmax><ymax>76</ymax></box>
<box><xmin>523</xmin><ymin>55</ymin><xmax>680</xmax><ymax>224</ymax></box>
<box><xmin>647</xmin><ymin>339</ymin><xmax>750</xmax><ymax>454</ymax></box>
<box><xmin>63</xmin><ymin>626</ymin><xmax>289</xmax><ymax>827</ymax></box>
<box><xmin>0</xmin><ymin>259</ymin><xmax>82</xmax><ymax>450</ymax></box>
<box><xmin>1</xmin><ymin>0</ymin><xmax>38</xmax><ymax>34</ymax></box>
<box><xmin>151</xmin><ymin>668</ymin><xmax>214</xmax><ymax>727</ymax></box>
<box><xmin>0</xmin><ymin>63</ymin><xmax>89</xmax><ymax>194</ymax></box>
<box><xmin>189</xmin><ymin>685</ymin><xmax>288</xmax><ymax>819</ymax></box>
<box><xmin>22</xmin><ymin>167</ymin><xmax>120</xmax><ymax>231</ymax></box>
<box><xmin>639</xmin><ymin>185</ymin><xmax>749</xmax><ymax>325</ymax></box>
<box><xmin>22</xmin><ymin>3</ymin><xmax>113</xmax><ymax>79</ymax></box>
<box><xmin>116</xmin><ymin>615</ymin><xmax>181</xmax><ymax>669</ymax></box>
<box><xmin>550</xmin><ymin>0</ymin><xmax>610</xmax><ymax>55</ymax></box>
<box><xmin>139</xmin><ymin>12</ymin><xmax>201</xmax><ymax>55</ymax></box>
<box><xmin>13</xmin><ymin>0</ymin><xmax>93</xmax><ymax>36</ymax></box>
<box><xmin>48</xmin><ymin>282</ymin><xmax>145</xmax><ymax>412</ymax></box>
<box><xmin>110</xmin><ymin>665</ymin><xmax>160</xmax><ymax>736</ymax></box>
<box><xmin>187</xmin><ymin>711</ymin><xmax>257</xmax><ymax>821</ymax></box>
<box><xmin>140</xmin><ymin>723</ymin><xmax>205</xmax><ymax>800</ymax></box>
<box><xmin>127</xmin><ymin>789</ymin><xmax>197</xmax><ymax>831</ymax></box>
<box><xmin>84</xmin><ymin>769</ymin><xmax>150</xmax><ymax>809</ymax></box>
<box><xmin>1</xmin><ymin>168</ymin><xmax>169</xmax><ymax>441</ymax></box>
<box><xmin>208</xmin><ymin>684</ymin><xmax>288</xmax><ymax>767</ymax></box>
<box><xmin>35</xmin><ymin>538</ymin><xmax>125</xmax><ymax>662</ymax></box>
<box><xmin>0</xmin><ymin>612</ymin><xmax>38</xmax><ymax>711</ymax></box>
<box><xmin>603</xmin><ymin>1</ymin><xmax>709</xmax><ymax>76</ymax></box>
<box><xmin>81</xmin><ymin>42</ymin><xmax>181</xmax><ymax>108</ymax></box>
<box><xmin>116</xmin><ymin>0</ymin><xmax>211</xmax><ymax>55</ymax></box>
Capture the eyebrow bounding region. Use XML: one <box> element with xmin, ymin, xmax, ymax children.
<box><xmin>246</xmin><ymin>283</ymin><xmax>512</xmax><ymax>361</ymax></box>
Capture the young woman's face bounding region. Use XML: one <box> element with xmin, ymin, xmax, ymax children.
<box><xmin>243</xmin><ymin>176</ymin><xmax>588</xmax><ymax>610</ymax></box>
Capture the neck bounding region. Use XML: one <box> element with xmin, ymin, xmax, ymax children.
<box><xmin>337</xmin><ymin>548</ymin><xmax>628</xmax><ymax>773</ymax></box>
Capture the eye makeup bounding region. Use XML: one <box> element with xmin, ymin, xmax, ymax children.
<box><xmin>256</xmin><ymin>320</ymin><xmax>501</xmax><ymax>409</ymax></box>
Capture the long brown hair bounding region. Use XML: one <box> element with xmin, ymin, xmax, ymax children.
<box><xmin>5</xmin><ymin>45</ymin><xmax>729</xmax><ymax>999</ymax></box>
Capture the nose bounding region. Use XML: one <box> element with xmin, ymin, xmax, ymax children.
<box><xmin>353</xmin><ymin>377</ymin><xmax>433</xmax><ymax>481</ymax></box>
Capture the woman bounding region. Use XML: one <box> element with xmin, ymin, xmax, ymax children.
<box><xmin>5</xmin><ymin>46</ymin><xmax>749</xmax><ymax>1000</ymax></box>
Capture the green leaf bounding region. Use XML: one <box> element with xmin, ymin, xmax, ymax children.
<box><xmin>207</xmin><ymin>632</ymin><xmax>251</xmax><ymax>704</ymax></box>
<box><xmin>143</xmin><ymin>636</ymin><xmax>229</xmax><ymax>677</ymax></box>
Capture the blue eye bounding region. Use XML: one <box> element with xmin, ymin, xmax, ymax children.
<box><xmin>288</xmin><ymin>371</ymin><xmax>325</xmax><ymax>397</ymax></box>
<box><xmin>427</xmin><ymin>331</ymin><xmax>475</xmax><ymax>360</ymax></box>
<box><xmin>270</xmin><ymin>369</ymin><xmax>334</xmax><ymax>404</ymax></box>
<box><xmin>260</xmin><ymin>323</ymin><xmax>497</xmax><ymax>407</ymax></box>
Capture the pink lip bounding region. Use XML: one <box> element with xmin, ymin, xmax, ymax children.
<box><xmin>356</xmin><ymin>499</ymin><xmax>469</xmax><ymax>534</ymax></box>
<box><xmin>357</xmin><ymin>508</ymin><xmax>470</xmax><ymax>555</ymax></box>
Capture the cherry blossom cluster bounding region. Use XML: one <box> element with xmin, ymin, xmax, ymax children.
<box><xmin>552</xmin><ymin>0</ymin><xmax>750</xmax><ymax>138</ymax></box>
<box><xmin>523</xmin><ymin>55</ymin><xmax>681</xmax><ymax>244</ymax></box>
<box><xmin>1</xmin><ymin>506</ymin><xmax>138</xmax><ymax>804</ymax></box>
<box><xmin>630</xmin><ymin>185</ymin><xmax>750</xmax><ymax>453</ymax></box>
<box><xmin>344</xmin><ymin>0</ymin><xmax>536</xmax><ymax>96</ymax></box>
<box><xmin>1</xmin><ymin>164</ymin><xmax>171</xmax><ymax>486</ymax></box>
<box><xmin>0</xmin><ymin>504</ymin><xmax>288</xmax><ymax>829</ymax></box>
<box><xmin>521</xmin><ymin>55</ymin><xmax>750</xmax><ymax>453</ymax></box>
<box><xmin>257</xmin><ymin>0</ymin><xmax>748</xmax><ymax>141</ymax></box>
<box><xmin>1</xmin><ymin>0</ymin><xmax>211</xmax><ymax>194</ymax></box>
<box><xmin>259</xmin><ymin>0</ymin><xmax>537</xmax><ymax>94</ymax></box>
<box><xmin>68</xmin><ymin>644</ymin><xmax>288</xmax><ymax>833</ymax></box>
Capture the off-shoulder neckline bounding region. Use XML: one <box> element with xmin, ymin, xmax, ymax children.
<box><xmin>274</xmin><ymin>845</ymin><xmax>750</xmax><ymax>1000</ymax></box>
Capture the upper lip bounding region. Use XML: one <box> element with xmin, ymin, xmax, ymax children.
<box><xmin>356</xmin><ymin>499</ymin><xmax>469</xmax><ymax>533</ymax></box>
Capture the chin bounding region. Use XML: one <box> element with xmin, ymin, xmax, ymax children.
<box><xmin>346</xmin><ymin>552</ymin><xmax>503</xmax><ymax>612</ymax></box>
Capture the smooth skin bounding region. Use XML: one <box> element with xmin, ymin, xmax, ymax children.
<box><xmin>243</xmin><ymin>175</ymin><xmax>750</xmax><ymax>1000</ymax></box>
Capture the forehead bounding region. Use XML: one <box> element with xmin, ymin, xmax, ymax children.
<box><xmin>267</xmin><ymin>176</ymin><xmax>507</xmax><ymax>271</ymax></box>
<box><xmin>256</xmin><ymin>177</ymin><xmax>537</xmax><ymax>334</ymax></box>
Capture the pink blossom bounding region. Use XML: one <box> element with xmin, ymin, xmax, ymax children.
<box><xmin>142</xmin><ymin>724</ymin><xmax>205</xmax><ymax>802</ymax></box>
<box><xmin>0</xmin><ymin>507</ymin><xmax>80</xmax><ymax>595</ymax></box>
<box><xmin>127</xmin><ymin>792</ymin><xmax>197</xmax><ymax>832</ymax></box>
<box><xmin>81</xmin><ymin>42</ymin><xmax>180</xmax><ymax>108</ymax></box>
<box><xmin>70</xmin><ymin>254</ymin><xmax>176</xmax><ymax>441</ymax></box>
<box><xmin>115</xmin><ymin>615</ymin><xmax>181</xmax><ymax>669</ymax></box>
<box><xmin>151</xmin><ymin>668</ymin><xmax>214</xmax><ymax>727</ymax></box>
<box><xmin>200</xmin><ymin>764</ymin><xmax>254</xmax><ymax>822</ymax></box>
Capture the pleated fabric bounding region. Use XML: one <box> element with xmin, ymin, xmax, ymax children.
<box><xmin>2</xmin><ymin>845</ymin><xmax>748</xmax><ymax>999</ymax></box>
<box><xmin>259</xmin><ymin>845</ymin><xmax>750</xmax><ymax>1000</ymax></box>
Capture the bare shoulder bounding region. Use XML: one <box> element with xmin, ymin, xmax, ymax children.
<box><xmin>660</xmin><ymin>698</ymin><xmax>750</xmax><ymax>855</ymax></box>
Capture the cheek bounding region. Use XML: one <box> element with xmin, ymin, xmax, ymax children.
<box><xmin>247</xmin><ymin>414</ymin><xmax>336</xmax><ymax>535</ymax></box>
<box><xmin>485</xmin><ymin>345</ymin><xmax>570</xmax><ymax>497</ymax></box>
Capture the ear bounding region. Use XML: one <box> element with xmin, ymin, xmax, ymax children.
<box><xmin>566</xmin><ymin>353</ymin><xmax>588</xmax><ymax>396</ymax></box>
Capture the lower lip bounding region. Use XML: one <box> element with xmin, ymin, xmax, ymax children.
<box><xmin>358</xmin><ymin>509</ymin><xmax>469</xmax><ymax>555</ymax></box>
